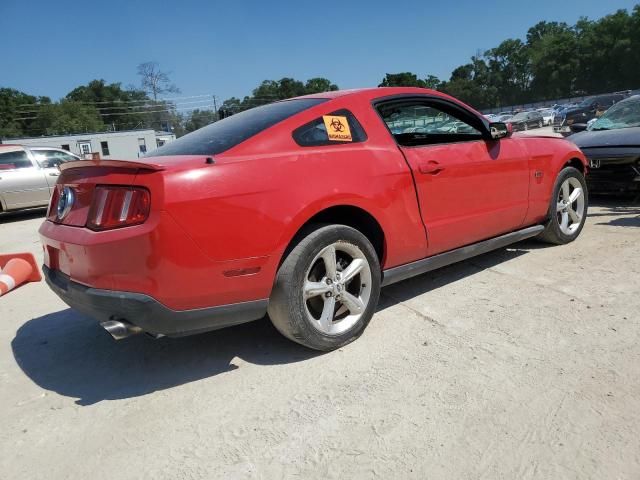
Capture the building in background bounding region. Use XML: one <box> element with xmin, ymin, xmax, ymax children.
<box><xmin>0</xmin><ymin>129</ymin><xmax>176</xmax><ymax>160</ymax></box>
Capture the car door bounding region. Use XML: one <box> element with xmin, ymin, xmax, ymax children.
<box><xmin>0</xmin><ymin>148</ymin><xmax>50</xmax><ymax>210</ymax></box>
<box><xmin>377</xmin><ymin>97</ymin><xmax>530</xmax><ymax>256</ymax></box>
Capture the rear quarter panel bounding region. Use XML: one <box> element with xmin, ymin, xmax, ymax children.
<box><xmin>160</xmin><ymin>95</ymin><xmax>427</xmax><ymax>274</ymax></box>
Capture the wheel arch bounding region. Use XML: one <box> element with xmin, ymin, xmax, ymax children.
<box><xmin>564</xmin><ymin>157</ymin><xmax>586</xmax><ymax>175</ymax></box>
<box><xmin>278</xmin><ymin>204</ymin><xmax>386</xmax><ymax>269</ymax></box>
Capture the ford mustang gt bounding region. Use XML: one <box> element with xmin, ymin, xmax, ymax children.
<box><xmin>40</xmin><ymin>87</ymin><xmax>589</xmax><ymax>351</ymax></box>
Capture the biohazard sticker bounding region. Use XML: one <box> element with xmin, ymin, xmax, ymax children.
<box><xmin>323</xmin><ymin>115</ymin><xmax>353</xmax><ymax>142</ymax></box>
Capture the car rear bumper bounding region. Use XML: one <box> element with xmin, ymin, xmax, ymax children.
<box><xmin>43</xmin><ymin>265</ymin><xmax>268</xmax><ymax>337</ymax></box>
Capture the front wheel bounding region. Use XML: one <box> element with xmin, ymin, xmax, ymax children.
<box><xmin>268</xmin><ymin>225</ymin><xmax>381</xmax><ymax>351</ymax></box>
<box><xmin>537</xmin><ymin>166</ymin><xmax>588</xmax><ymax>245</ymax></box>
<box><xmin>538</xmin><ymin>120</ymin><xmax>543</xmax><ymax>128</ymax></box>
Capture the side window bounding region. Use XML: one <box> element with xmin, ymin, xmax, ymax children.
<box><xmin>33</xmin><ymin>150</ymin><xmax>74</xmax><ymax>168</ymax></box>
<box><xmin>378</xmin><ymin>101</ymin><xmax>483</xmax><ymax>147</ymax></box>
<box><xmin>292</xmin><ymin>109</ymin><xmax>367</xmax><ymax>147</ymax></box>
<box><xmin>0</xmin><ymin>150</ymin><xmax>33</xmax><ymax>170</ymax></box>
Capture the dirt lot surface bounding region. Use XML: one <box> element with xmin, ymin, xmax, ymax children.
<box><xmin>1</xmin><ymin>198</ymin><xmax>639</xmax><ymax>480</ymax></box>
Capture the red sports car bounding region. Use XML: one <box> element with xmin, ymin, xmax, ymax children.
<box><xmin>40</xmin><ymin>87</ymin><xmax>588</xmax><ymax>350</ymax></box>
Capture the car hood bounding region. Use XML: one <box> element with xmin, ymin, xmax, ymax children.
<box><xmin>569</xmin><ymin>127</ymin><xmax>640</xmax><ymax>149</ymax></box>
<box><xmin>565</xmin><ymin>106</ymin><xmax>590</xmax><ymax>116</ymax></box>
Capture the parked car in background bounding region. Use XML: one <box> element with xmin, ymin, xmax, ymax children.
<box><xmin>537</xmin><ymin>108</ymin><xmax>554</xmax><ymax>126</ymax></box>
<box><xmin>554</xmin><ymin>94</ymin><xmax>625</xmax><ymax>134</ymax></box>
<box><xmin>40</xmin><ymin>87</ymin><xmax>588</xmax><ymax>351</ymax></box>
<box><xmin>494</xmin><ymin>114</ymin><xmax>514</xmax><ymax>122</ymax></box>
<box><xmin>0</xmin><ymin>145</ymin><xmax>80</xmax><ymax>212</ymax></box>
<box><xmin>507</xmin><ymin>111</ymin><xmax>544</xmax><ymax>131</ymax></box>
<box><xmin>569</xmin><ymin>95</ymin><xmax>640</xmax><ymax>195</ymax></box>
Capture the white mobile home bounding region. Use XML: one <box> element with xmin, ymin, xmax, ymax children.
<box><xmin>2</xmin><ymin>129</ymin><xmax>176</xmax><ymax>160</ymax></box>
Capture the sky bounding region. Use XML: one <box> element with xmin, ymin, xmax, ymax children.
<box><xmin>1</xmin><ymin>0</ymin><xmax>638</xmax><ymax>107</ymax></box>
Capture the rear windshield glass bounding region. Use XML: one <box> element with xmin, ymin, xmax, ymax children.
<box><xmin>149</xmin><ymin>98</ymin><xmax>327</xmax><ymax>157</ymax></box>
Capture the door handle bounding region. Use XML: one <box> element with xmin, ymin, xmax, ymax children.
<box><xmin>419</xmin><ymin>160</ymin><xmax>444</xmax><ymax>175</ymax></box>
<box><xmin>49</xmin><ymin>172</ymin><xmax>60</xmax><ymax>177</ymax></box>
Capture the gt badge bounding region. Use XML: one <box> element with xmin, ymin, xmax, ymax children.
<box><xmin>323</xmin><ymin>115</ymin><xmax>352</xmax><ymax>142</ymax></box>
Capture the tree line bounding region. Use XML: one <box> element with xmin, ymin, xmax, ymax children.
<box><xmin>1</xmin><ymin>4</ymin><xmax>639</xmax><ymax>139</ymax></box>
<box><xmin>383</xmin><ymin>6</ymin><xmax>640</xmax><ymax>109</ymax></box>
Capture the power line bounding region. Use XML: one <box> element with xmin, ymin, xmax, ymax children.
<box><xmin>16</xmin><ymin>98</ymin><xmax>217</xmax><ymax>115</ymax></box>
<box><xmin>14</xmin><ymin>93</ymin><xmax>215</xmax><ymax>109</ymax></box>
<box><xmin>15</xmin><ymin>104</ymin><xmax>216</xmax><ymax>121</ymax></box>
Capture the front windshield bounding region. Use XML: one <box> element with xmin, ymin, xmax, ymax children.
<box><xmin>589</xmin><ymin>97</ymin><xmax>640</xmax><ymax>131</ymax></box>
<box><xmin>578</xmin><ymin>98</ymin><xmax>594</xmax><ymax>108</ymax></box>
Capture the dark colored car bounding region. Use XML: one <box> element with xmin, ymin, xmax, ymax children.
<box><xmin>554</xmin><ymin>94</ymin><xmax>625</xmax><ymax>135</ymax></box>
<box><xmin>507</xmin><ymin>111</ymin><xmax>544</xmax><ymax>132</ymax></box>
<box><xmin>569</xmin><ymin>95</ymin><xmax>640</xmax><ymax>194</ymax></box>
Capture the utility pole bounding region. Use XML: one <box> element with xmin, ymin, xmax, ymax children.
<box><xmin>213</xmin><ymin>95</ymin><xmax>218</xmax><ymax>121</ymax></box>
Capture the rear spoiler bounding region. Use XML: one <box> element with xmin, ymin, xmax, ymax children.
<box><xmin>60</xmin><ymin>159</ymin><xmax>166</xmax><ymax>172</ymax></box>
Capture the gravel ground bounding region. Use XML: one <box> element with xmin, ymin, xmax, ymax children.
<box><xmin>0</xmin><ymin>196</ymin><xmax>639</xmax><ymax>480</ymax></box>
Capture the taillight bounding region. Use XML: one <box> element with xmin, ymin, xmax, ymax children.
<box><xmin>47</xmin><ymin>186</ymin><xmax>61</xmax><ymax>221</ymax></box>
<box><xmin>86</xmin><ymin>186</ymin><xmax>150</xmax><ymax>231</ymax></box>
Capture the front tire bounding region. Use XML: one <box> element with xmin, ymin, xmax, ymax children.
<box><xmin>268</xmin><ymin>225</ymin><xmax>381</xmax><ymax>351</ymax></box>
<box><xmin>537</xmin><ymin>166</ymin><xmax>588</xmax><ymax>245</ymax></box>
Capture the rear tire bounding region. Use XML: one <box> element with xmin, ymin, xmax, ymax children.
<box><xmin>537</xmin><ymin>166</ymin><xmax>588</xmax><ymax>245</ymax></box>
<box><xmin>268</xmin><ymin>225</ymin><xmax>381</xmax><ymax>351</ymax></box>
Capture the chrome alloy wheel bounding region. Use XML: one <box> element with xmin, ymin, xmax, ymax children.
<box><xmin>556</xmin><ymin>177</ymin><xmax>585</xmax><ymax>235</ymax></box>
<box><xmin>302</xmin><ymin>242</ymin><xmax>372</xmax><ymax>335</ymax></box>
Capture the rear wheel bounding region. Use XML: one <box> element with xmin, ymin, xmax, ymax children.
<box><xmin>537</xmin><ymin>166</ymin><xmax>588</xmax><ymax>245</ymax></box>
<box><xmin>268</xmin><ymin>225</ymin><xmax>381</xmax><ymax>351</ymax></box>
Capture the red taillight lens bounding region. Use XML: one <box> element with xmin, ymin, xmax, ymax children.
<box><xmin>86</xmin><ymin>186</ymin><xmax>150</xmax><ymax>231</ymax></box>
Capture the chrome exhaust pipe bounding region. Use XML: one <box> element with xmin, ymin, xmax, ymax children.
<box><xmin>100</xmin><ymin>320</ymin><xmax>143</xmax><ymax>340</ymax></box>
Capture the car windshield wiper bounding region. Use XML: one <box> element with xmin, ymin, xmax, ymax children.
<box><xmin>591</xmin><ymin>127</ymin><xmax>610</xmax><ymax>131</ymax></box>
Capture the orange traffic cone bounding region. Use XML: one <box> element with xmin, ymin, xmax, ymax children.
<box><xmin>0</xmin><ymin>253</ymin><xmax>41</xmax><ymax>297</ymax></box>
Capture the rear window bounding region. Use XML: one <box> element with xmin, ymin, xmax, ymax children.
<box><xmin>0</xmin><ymin>150</ymin><xmax>32</xmax><ymax>170</ymax></box>
<box><xmin>150</xmin><ymin>98</ymin><xmax>327</xmax><ymax>157</ymax></box>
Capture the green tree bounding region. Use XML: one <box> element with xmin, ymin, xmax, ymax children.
<box><xmin>0</xmin><ymin>88</ymin><xmax>51</xmax><ymax>138</ymax></box>
<box><xmin>30</xmin><ymin>101</ymin><xmax>105</xmax><ymax>135</ymax></box>
<box><xmin>184</xmin><ymin>109</ymin><xmax>217</xmax><ymax>133</ymax></box>
<box><xmin>423</xmin><ymin>75</ymin><xmax>443</xmax><ymax>90</ymax></box>
<box><xmin>66</xmin><ymin>79</ymin><xmax>150</xmax><ymax>131</ymax></box>
<box><xmin>304</xmin><ymin>77</ymin><xmax>339</xmax><ymax>93</ymax></box>
<box><xmin>378</xmin><ymin>72</ymin><xmax>426</xmax><ymax>88</ymax></box>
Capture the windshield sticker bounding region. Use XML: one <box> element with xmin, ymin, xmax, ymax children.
<box><xmin>323</xmin><ymin>116</ymin><xmax>353</xmax><ymax>142</ymax></box>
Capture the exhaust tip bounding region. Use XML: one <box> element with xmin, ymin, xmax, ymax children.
<box><xmin>100</xmin><ymin>319</ymin><xmax>143</xmax><ymax>340</ymax></box>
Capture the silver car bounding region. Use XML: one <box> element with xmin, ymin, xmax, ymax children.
<box><xmin>0</xmin><ymin>145</ymin><xmax>80</xmax><ymax>212</ymax></box>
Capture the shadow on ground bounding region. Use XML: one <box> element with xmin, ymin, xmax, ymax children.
<box><xmin>12</xmin><ymin>241</ymin><xmax>539</xmax><ymax>406</ymax></box>
<box><xmin>0</xmin><ymin>208</ymin><xmax>46</xmax><ymax>224</ymax></box>
<box><xmin>589</xmin><ymin>195</ymin><xmax>640</xmax><ymax>228</ymax></box>
<box><xmin>12</xmin><ymin>312</ymin><xmax>318</xmax><ymax>406</ymax></box>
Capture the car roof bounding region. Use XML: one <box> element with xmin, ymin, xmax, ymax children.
<box><xmin>293</xmin><ymin>87</ymin><xmax>485</xmax><ymax>118</ymax></box>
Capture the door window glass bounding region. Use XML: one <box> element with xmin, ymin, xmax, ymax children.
<box><xmin>32</xmin><ymin>150</ymin><xmax>76</xmax><ymax>168</ymax></box>
<box><xmin>378</xmin><ymin>101</ymin><xmax>483</xmax><ymax>147</ymax></box>
<box><xmin>0</xmin><ymin>150</ymin><xmax>33</xmax><ymax>170</ymax></box>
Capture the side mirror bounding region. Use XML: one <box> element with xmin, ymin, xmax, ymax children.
<box><xmin>489</xmin><ymin>122</ymin><xmax>512</xmax><ymax>140</ymax></box>
<box><xmin>570</xmin><ymin>123</ymin><xmax>588</xmax><ymax>133</ymax></box>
